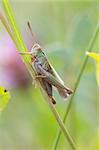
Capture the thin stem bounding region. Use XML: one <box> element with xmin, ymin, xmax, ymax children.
<box><xmin>2</xmin><ymin>0</ymin><xmax>77</xmax><ymax>149</ymax></box>
<box><xmin>53</xmin><ymin>23</ymin><xmax>99</xmax><ymax>149</ymax></box>
<box><xmin>42</xmin><ymin>90</ymin><xmax>77</xmax><ymax>150</ymax></box>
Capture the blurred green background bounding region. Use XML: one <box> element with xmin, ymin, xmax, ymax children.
<box><xmin>0</xmin><ymin>0</ymin><xmax>99</xmax><ymax>150</ymax></box>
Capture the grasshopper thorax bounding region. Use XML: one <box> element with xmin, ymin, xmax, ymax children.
<box><xmin>30</xmin><ymin>43</ymin><xmax>46</xmax><ymax>62</ymax></box>
<box><xmin>31</xmin><ymin>43</ymin><xmax>42</xmax><ymax>56</ymax></box>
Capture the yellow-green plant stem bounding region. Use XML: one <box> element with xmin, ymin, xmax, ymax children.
<box><xmin>1</xmin><ymin>0</ymin><xmax>77</xmax><ymax>149</ymax></box>
<box><xmin>53</xmin><ymin>23</ymin><xmax>99</xmax><ymax>150</ymax></box>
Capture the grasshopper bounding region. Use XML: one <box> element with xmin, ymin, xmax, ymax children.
<box><xmin>19</xmin><ymin>23</ymin><xmax>73</xmax><ymax>104</ymax></box>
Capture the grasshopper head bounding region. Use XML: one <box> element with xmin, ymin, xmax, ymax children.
<box><xmin>31</xmin><ymin>43</ymin><xmax>42</xmax><ymax>57</ymax></box>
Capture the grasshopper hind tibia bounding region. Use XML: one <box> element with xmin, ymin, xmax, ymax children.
<box><xmin>49</xmin><ymin>96</ymin><xmax>56</xmax><ymax>104</ymax></box>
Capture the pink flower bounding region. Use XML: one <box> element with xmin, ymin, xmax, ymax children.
<box><xmin>0</xmin><ymin>33</ymin><xmax>30</xmax><ymax>89</ymax></box>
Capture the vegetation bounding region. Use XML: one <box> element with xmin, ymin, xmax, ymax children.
<box><xmin>0</xmin><ymin>0</ymin><xmax>98</xmax><ymax>150</ymax></box>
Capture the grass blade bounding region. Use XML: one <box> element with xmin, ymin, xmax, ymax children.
<box><xmin>53</xmin><ymin>23</ymin><xmax>99</xmax><ymax>149</ymax></box>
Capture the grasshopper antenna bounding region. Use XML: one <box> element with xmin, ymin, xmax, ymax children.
<box><xmin>27</xmin><ymin>21</ymin><xmax>41</xmax><ymax>49</ymax></box>
<box><xmin>27</xmin><ymin>21</ymin><xmax>34</xmax><ymax>39</ymax></box>
<box><xmin>27</xmin><ymin>21</ymin><xmax>40</xmax><ymax>45</ymax></box>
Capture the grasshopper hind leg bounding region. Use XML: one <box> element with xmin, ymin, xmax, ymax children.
<box><xmin>39</xmin><ymin>78</ymin><xmax>56</xmax><ymax>104</ymax></box>
<box><xmin>49</xmin><ymin>96</ymin><xmax>56</xmax><ymax>104</ymax></box>
<box><xmin>44</xmin><ymin>80</ymin><xmax>56</xmax><ymax>104</ymax></box>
